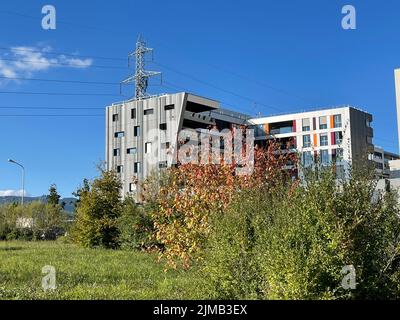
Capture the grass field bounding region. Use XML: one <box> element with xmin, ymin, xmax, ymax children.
<box><xmin>0</xmin><ymin>241</ymin><xmax>206</xmax><ymax>300</ymax></box>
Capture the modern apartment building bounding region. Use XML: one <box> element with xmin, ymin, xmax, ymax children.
<box><xmin>106</xmin><ymin>89</ymin><xmax>381</xmax><ymax>197</ymax></box>
<box><xmin>373</xmin><ymin>146</ymin><xmax>400</xmax><ymax>178</ymax></box>
<box><xmin>105</xmin><ymin>92</ymin><xmax>249</xmax><ymax>199</ymax></box>
<box><xmin>249</xmin><ymin>106</ymin><xmax>374</xmax><ymax>178</ymax></box>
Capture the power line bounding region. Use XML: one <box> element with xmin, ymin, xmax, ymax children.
<box><xmin>0</xmin><ymin>114</ymin><xmax>104</xmax><ymax>117</ymax></box>
<box><xmin>0</xmin><ymin>90</ymin><xmax>123</xmax><ymax>97</ymax></box>
<box><xmin>0</xmin><ymin>57</ymin><xmax>282</xmax><ymax>114</ymax></box>
<box><xmin>0</xmin><ymin>9</ymin><xmax>134</xmax><ymax>37</ymax></box>
<box><xmin>0</xmin><ymin>74</ymin><xmax>163</xmax><ymax>90</ymax></box>
<box><xmin>203</xmin><ymin>63</ymin><xmax>319</xmax><ymax>105</ymax></box>
<box><xmin>0</xmin><ymin>46</ymin><xmax>125</xmax><ymax>62</ymax></box>
<box><xmin>0</xmin><ymin>57</ymin><xmax>128</xmax><ymax>70</ymax></box>
<box><xmin>0</xmin><ymin>10</ymin><xmax>320</xmax><ymax>108</ymax></box>
<box><xmin>0</xmin><ymin>75</ymin><xmax>120</xmax><ymax>85</ymax></box>
<box><xmin>159</xmin><ymin>81</ymin><xmax>260</xmax><ymax>116</ymax></box>
<box><xmin>153</xmin><ymin>61</ymin><xmax>283</xmax><ymax>113</ymax></box>
<box><xmin>0</xmin><ymin>106</ymin><xmax>103</xmax><ymax>110</ymax></box>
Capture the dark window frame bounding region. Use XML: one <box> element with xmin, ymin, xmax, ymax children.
<box><xmin>134</xmin><ymin>126</ymin><xmax>140</xmax><ymax>137</ymax></box>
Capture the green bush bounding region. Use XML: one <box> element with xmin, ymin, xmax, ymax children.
<box><xmin>204</xmin><ymin>167</ymin><xmax>400</xmax><ymax>299</ymax></box>
<box><xmin>118</xmin><ymin>197</ymin><xmax>155</xmax><ymax>250</ymax></box>
<box><xmin>71</xmin><ymin>169</ymin><xmax>122</xmax><ymax>249</ymax></box>
<box><xmin>0</xmin><ymin>202</ymin><xmax>65</xmax><ymax>241</ymax></box>
<box><xmin>0</xmin><ymin>204</ymin><xmax>16</xmax><ymax>240</ymax></box>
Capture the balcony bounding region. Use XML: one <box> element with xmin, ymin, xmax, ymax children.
<box><xmin>269</xmin><ymin>120</ymin><xmax>295</xmax><ymax>136</ymax></box>
<box><xmin>270</xmin><ymin>126</ymin><xmax>294</xmax><ymax>135</ymax></box>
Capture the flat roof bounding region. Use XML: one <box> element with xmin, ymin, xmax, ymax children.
<box><xmin>251</xmin><ymin>105</ymin><xmax>371</xmax><ymax>119</ymax></box>
<box><xmin>107</xmin><ymin>92</ymin><xmax>220</xmax><ymax>109</ymax></box>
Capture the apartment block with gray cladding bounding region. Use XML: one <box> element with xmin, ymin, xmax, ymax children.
<box><xmin>106</xmin><ymin>92</ymin><xmax>249</xmax><ymax>199</ymax></box>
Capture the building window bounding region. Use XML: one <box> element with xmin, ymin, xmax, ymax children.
<box><xmin>129</xmin><ymin>183</ymin><xmax>137</xmax><ymax>192</ymax></box>
<box><xmin>374</xmin><ymin>152</ymin><xmax>383</xmax><ymax>160</ymax></box>
<box><xmin>367</xmin><ymin>136</ymin><xmax>373</xmax><ymax>144</ymax></box>
<box><xmin>320</xmin><ymin>134</ymin><xmax>328</xmax><ymax>146</ymax></box>
<box><xmin>333</xmin><ymin>114</ymin><xmax>342</xmax><ymax>128</ymax></box>
<box><xmin>145</xmin><ymin>142</ymin><xmax>152</xmax><ymax>154</ymax></box>
<box><xmin>375</xmin><ymin>162</ymin><xmax>384</xmax><ymax>170</ymax></box>
<box><xmin>302</xmin><ymin>118</ymin><xmax>310</xmax><ymax>132</ymax></box>
<box><xmin>160</xmin><ymin>123</ymin><xmax>167</xmax><ymax>130</ymax></box>
<box><xmin>319</xmin><ymin>116</ymin><xmax>327</xmax><ymax>130</ymax></box>
<box><xmin>302</xmin><ymin>151</ymin><xmax>313</xmax><ymax>167</ymax></box>
<box><xmin>164</xmin><ymin>104</ymin><xmax>174</xmax><ymax>110</ymax></box>
<box><xmin>131</xmin><ymin>108</ymin><xmax>136</xmax><ymax>119</ymax></box>
<box><xmin>113</xmin><ymin>148</ymin><xmax>120</xmax><ymax>156</ymax></box>
<box><xmin>127</xmin><ymin>147</ymin><xmax>137</xmax><ymax>155</ymax></box>
<box><xmin>159</xmin><ymin>161</ymin><xmax>168</xmax><ymax>169</ymax></box>
<box><xmin>134</xmin><ymin>162</ymin><xmax>141</xmax><ymax>174</ymax></box>
<box><xmin>112</xmin><ymin>114</ymin><xmax>119</xmax><ymax>122</ymax></box>
<box><xmin>134</xmin><ymin>126</ymin><xmax>140</xmax><ymax>137</ymax></box>
<box><xmin>320</xmin><ymin>150</ymin><xmax>330</xmax><ymax>165</ymax></box>
<box><xmin>334</xmin><ymin>131</ymin><xmax>343</xmax><ymax>145</ymax></box>
<box><xmin>366</xmin><ymin>119</ymin><xmax>372</xmax><ymax>128</ymax></box>
<box><xmin>368</xmin><ymin>153</ymin><xmax>374</xmax><ymax>161</ymax></box>
<box><xmin>162</xmin><ymin>142</ymin><xmax>170</xmax><ymax>149</ymax></box>
<box><xmin>114</xmin><ymin>131</ymin><xmax>124</xmax><ymax>138</ymax></box>
<box><xmin>334</xmin><ymin>148</ymin><xmax>344</xmax><ymax>163</ymax></box>
<box><xmin>116</xmin><ymin>165</ymin><xmax>123</xmax><ymax>173</ymax></box>
<box><xmin>144</xmin><ymin>108</ymin><xmax>154</xmax><ymax>115</ymax></box>
<box><xmin>303</xmin><ymin>134</ymin><xmax>311</xmax><ymax>148</ymax></box>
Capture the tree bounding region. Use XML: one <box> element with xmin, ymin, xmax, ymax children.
<box><xmin>145</xmin><ymin>141</ymin><xmax>297</xmax><ymax>269</ymax></box>
<box><xmin>71</xmin><ymin>169</ymin><xmax>122</xmax><ymax>249</ymax></box>
<box><xmin>47</xmin><ymin>184</ymin><xmax>62</xmax><ymax>208</ymax></box>
<box><xmin>0</xmin><ymin>201</ymin><xmax>65</xmax><ymax>241</ymax></box>
<box><xmin>72</xmin><ymin>178</ymin><xmax>90</xmax><ymax>208</ymax></box>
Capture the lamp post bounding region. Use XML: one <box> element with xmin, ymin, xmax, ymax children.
<box><xmin>8</xmin><ymin>159</ymin><xmax>25</xmax><ymax>205</ymax></box>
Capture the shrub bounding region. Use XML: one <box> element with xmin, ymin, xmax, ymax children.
<box><xmin>71</xmin><ymin>169</ymin><xmax>122</xmax><ymax>249</ymax></box>
<box><xmin>146</xmin><ymin>142</ymin><xmax>296</xmax><ymax>269</ymax></box>
<box><xmin>0</xmin><ymin>202</ymin><xmax>65</xmax><ymax>241</ymax></box>
<box><xmin>204</xmin><ymin>167</ymin><xmax>400</xmax><ymax>299</ymax></box>
<box><xmin>118</xmin><ymin>197</ymin><xmax>155</xmax><ymax>250</ymax></box>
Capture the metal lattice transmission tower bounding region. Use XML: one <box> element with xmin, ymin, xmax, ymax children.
<box><xmin>121</xmin><ymin>35</ymin><xmax>161</xmax><ymax>99</ymax></box>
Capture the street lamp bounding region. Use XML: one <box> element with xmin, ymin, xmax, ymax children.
<box><xmin>8</xmin><ymin>159</ymin><xmax>25</xmax><ymax>205</ymax></box>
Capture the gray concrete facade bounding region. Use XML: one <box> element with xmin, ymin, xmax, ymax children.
<box><xmin>106</xmin><ymin>92</ymin><xmax>249</xmax><ymax>199</ymax></box>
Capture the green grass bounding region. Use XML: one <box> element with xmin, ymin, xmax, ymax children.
<box><xmin>0</xmin><ymin>241</ymin><xmax>206</xmax><ymax>300</ymax></box>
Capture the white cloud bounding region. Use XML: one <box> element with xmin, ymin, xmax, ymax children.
<box><xmin>0</xmin><ymin>189</ymin><xmax>30</xmax><ymax>197</ymax></box>
<box><xmin>0</xmin><ymin>45</ymin><xmax>93</xmax><ymax>82</ymax></box>
<box><xmin>0</xmin><ymin>60</ymin><xmax>17</xmax><ymax>78</ymax></box>
<box><xmin>58</xmin><ymin>55</ymin><xmax>93</xmax><ymax>68</ymax></box>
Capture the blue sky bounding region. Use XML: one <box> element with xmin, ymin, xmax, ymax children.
<box><xmin>0</xmin><ymin>0</ymin><xmax>398</xmax><ymax>197</ymax></box>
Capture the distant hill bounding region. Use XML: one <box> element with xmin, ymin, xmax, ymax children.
<box><xmin>0</xmin><ymin>196</ymin><xmax>77</xmax><ymax>213</ymax></box>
